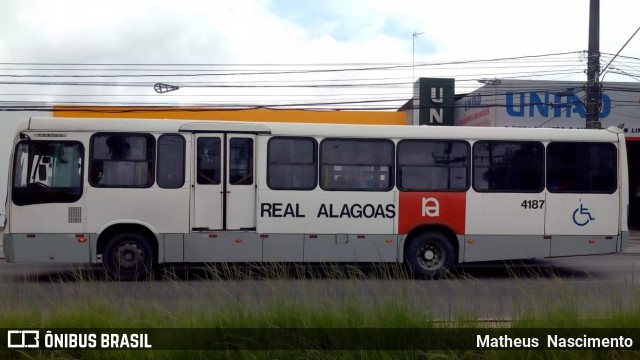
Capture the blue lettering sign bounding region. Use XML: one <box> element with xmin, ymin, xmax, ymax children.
<box><xmin>506</xmin><ymin>92</ymin><xmax>525</xmax><ymax>116</ymax></box>
<box><xmin>529</xmin><ymin>92</ymin><xmax>549</xmax><ymax>117</ymax></box>
<box><xmin>600</xmin><ymin>94</ymin><xmax>611</xmax><ymax>118</ymax></box>
<box><xmin>505</xmin><ymin>89</ymin><xmax>611</xmax><ymax>119</ymax></box>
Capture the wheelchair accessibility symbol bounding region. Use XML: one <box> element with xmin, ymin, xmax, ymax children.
<box><xmin>573</xmin><ymin>200</ymin><xmax>595</xmax><ymax>226</ymax></box>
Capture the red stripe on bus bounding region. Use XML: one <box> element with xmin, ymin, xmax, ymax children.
<box><xmin>398</xmin><ymin>192</ymin><xmax>466</xmax><ymax>235</ymax></box>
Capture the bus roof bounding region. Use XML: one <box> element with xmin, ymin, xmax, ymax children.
<box><xmin>23</xmin><ymin>117</ymin><xmax>622</xmax><ymax>142</ymax></box>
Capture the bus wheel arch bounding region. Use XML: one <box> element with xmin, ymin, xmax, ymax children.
<box><xmin>403</xmin><ymin>225</ymin><xmax>458</xmax><ymax>279</ymax></box>
<box><xmin>97</xmin><ymin>224</ymin><xmax>158</xmax><ymax>280</ymax></box>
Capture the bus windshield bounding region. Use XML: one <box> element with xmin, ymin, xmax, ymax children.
<box><xmin>12</xmin><ymin>140</ymin><xmax>84</xmax><ymax>206</ymax></box>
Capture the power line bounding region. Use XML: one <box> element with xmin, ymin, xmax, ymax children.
<box><xmin>0</xmin><ymin>50</ymin><xmax>628</xmax><ymax>110</ymax></box>
<box><xmin>0</xmin><ymin>51</ymin><xmax>582</xmax><ymax>67</ymax></box>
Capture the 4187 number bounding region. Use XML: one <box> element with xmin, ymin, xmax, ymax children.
<box><xmin>521</xmin><ymin>200</ymin><xmax>545</xmax><ymax>209</ymax></box>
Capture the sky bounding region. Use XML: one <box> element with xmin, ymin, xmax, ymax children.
<box><xmin>0</xmin><ymin>0</ymin><xmax>639</xmax><ymax>110</ymax></box>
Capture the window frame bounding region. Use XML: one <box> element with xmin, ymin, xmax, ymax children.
<box><xmin>396</xmin><ymin>139</ymin><xmax>470</xmax><ymax>192</ymax></box>
<box><xmin>472</xmin><ymin>140</ymin><xmax>545</xmax><ymax>193</ymax></box>
<box><xmin>156</xmin><ymin>133</ymin><xmax>186</xmax><ymax>189</ymax></box>
<box><xmin>267</xmin><ymin>136</ymin><xmax>318</xmax><ymax>191</ymax></box>
<box><xmin>228</xmin><ymin>137</ymin><xmax>254</xmax><ymax>186</ymax></box>
<box><xmin>546</xmin><ymin>141</ymin><xmax>617</xmax><ymax>194</ymax></box>
<box><xmin>319</xmin><ymin>137</ymin><xmax>395</xmax><ymax>192</ymax></box>
<box><xmin>11</xmin><ymin>140</ymin><xmax>85</xmax><ymax>206</ymax></box>
<box><xmin>196</xmin><ymin>136</ymin><xmax>222</xmax><ymax>186</ymax></box>
<box><xmin>89</xmin><ymin>132</ymin><xmax>156</xmax><ymax>188</ymax></box>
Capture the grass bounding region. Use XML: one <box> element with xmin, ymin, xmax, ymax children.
<box><xmin>0</xmin><ymin>263</ymin><xmax>639</xmax><ymax>359</ymax></box>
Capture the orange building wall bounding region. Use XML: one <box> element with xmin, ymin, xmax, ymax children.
<box><xmin>53</xmin><ymin>106</ymin><xmax>406</xmax><ymax>125</ymax></box>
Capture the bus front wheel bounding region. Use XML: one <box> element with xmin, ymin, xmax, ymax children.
<box><xmin>406</xmin><ymin>232</ymin><xmax>455</xmax><ymax>279</ymax></box>
<box><xmin>103</xmin><ymin>232</ymin><xmax>154</xmax><ymax>281</ymax></box>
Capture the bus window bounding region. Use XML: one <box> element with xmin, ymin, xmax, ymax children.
<box><xmin>267</xmin><ymin>137</ymin><xmax>317</xmax><ymax>190</ymax></box>
<box><xmin>473</xmin><ymin>141</ymin><xmax>544</xmax><ymax>193</ymax></box>
<box><xmin>197</xmin><ymin>137</ymin><xmax>221</xmax><ymax>185</ymax></box>
<box><xmin>90</xmin><ymin>133</ymin><xmax>154</xmax><ymax>188</ymax></box>
<box><xmin>157</xmin><ymin>134</ymin><xmax>185</xmax><ymax>189</ymax></box>
<box><xmin>12</xmin><ymin>141</ymin><xmax>84</xmax><ymax>206</ymax></box>
<box><xmin>547</xmin><ymin>142</ymin><xmax>617</xmax><ymax>193</ymax></box>
<box><xmin>229</xmin><ymin>138</ymin><xmax>253</xmax><ymax>185</ymax></box>
<box><xmin>320</xmin><ymin>138</ymin><xmax>394</xmax><ymax>191</ymax></box>
<box><xmin>397</xmin><ymin>140</ymin><xmax>469</xmax><ymax>191</ymax></box>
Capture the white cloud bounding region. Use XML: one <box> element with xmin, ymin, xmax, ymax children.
<box><xmin>0</xmin><ymin>0</ymin><xmax>638</xmax><ymax>107</ymax></box>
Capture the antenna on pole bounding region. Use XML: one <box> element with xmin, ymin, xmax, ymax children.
<box><xmin>412</xmin><ymin>31</ymin><xmax>424</xmax><ymax>82</ymax></box>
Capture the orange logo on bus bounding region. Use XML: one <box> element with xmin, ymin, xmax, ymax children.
<box><xmin>398</xmin><ymin>192</ymin><xmax>466</xmax><ymax>235</ymax></box>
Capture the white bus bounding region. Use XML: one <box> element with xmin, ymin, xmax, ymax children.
<box><xmin>3</xmin><ymin>117</ymin><xmax>630</xmax><ymax>280</ymax></box>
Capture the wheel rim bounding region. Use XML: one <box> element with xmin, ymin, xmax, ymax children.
<box><xmin>417</xmin><ymin>242</ymin><xmax>445</xmax><ymax>270</ymax></box>
<box><xmin>114</xmin><ymin>241</ymin><xmax>145</xmax><ymax>270</ymax></box>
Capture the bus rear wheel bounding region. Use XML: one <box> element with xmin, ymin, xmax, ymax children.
<box><xmin>406</xmin><ymin>232</ymin><xmax>455</xmax><ymax>279</ymax></box>
<box><xmin>103</xmin><ymin>232</ymin><xmax>154</xmax><ymax>281</ymax></box>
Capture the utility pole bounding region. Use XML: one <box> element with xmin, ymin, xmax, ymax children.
<box><xmin>585</xmin><ymin>0</ymin><xmax>601</xmax><ymax>129</ymax></box>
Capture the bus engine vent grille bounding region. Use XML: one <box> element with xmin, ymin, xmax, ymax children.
<box><xmin>68</xmin><ymin>207</ymin><xmax>82</xmax><ymax>223</ymax></box>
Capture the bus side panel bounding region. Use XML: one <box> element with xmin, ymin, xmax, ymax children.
<box><xmin>352</xmin><ymin>234</ymin><xmax>397</xmax><ymax>262</ymax></box>
<box><xmin>85</xmin><ymin>187</ymin><xmax>190</xmax><ymax>235</ymax></box>
<box><xmin>9</xmin><ymin>203</ymin><xmax>85</xmax><ymax>234</ymax></box>
<box><xmin>466</xmin><ymin>192</ymin><xmax>545</xmax><ymax>235</ymax></box>
<box><xmin>163</xmin><ymin>233</ymin><xmax>184</xmax><ymax>263</ymax></box>
<box><xmin>301</xmin><ymin>234</ymin><xmax>397</xmax><ymax>262</ymax></box>
<box><xmin>263</xmin><ymin>234</ymin><xmax>303</xmax><ymax>262</ymax></box>
<box><xmin>545</xmin><ymin>193</ymin><xmax>620</xmax><ymax>257</ymax></box>
<box><xmin>464</xmin><ymin>192</ymin><xmax>547</xmax><ymax>262</ymax></box>
<box><xmin>304</xmin><ymin>234</ymin><xmax>354</xmax><ymax>262</ymax></box>
<box><xmin>463</xmin><ymin>235</ymin><xmax>547</xmax><ymax>262</ymax></box>
<box><xmin>4</xmin><ymin>233</ymin><xmax>90</xmax><ymax>262</ymax></box>
<box><xmin>183</xmin><ymin>232</ymin><xmax>262</xmax><ymax>262</ymax></box>
<box><xmin>549</xmin><ymin>235</ymin><xmax>618</xmax><ymax>257</ymax></box>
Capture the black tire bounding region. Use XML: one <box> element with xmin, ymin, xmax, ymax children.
<box><xmin>102</xmin><ymin>232</ymin><xmax>154</xmax><ymax>281</ymax></box>
<box><xmin>405</xmin><ymin>232</ymin><xmax>455</xmax><ymax>279</ymax></box>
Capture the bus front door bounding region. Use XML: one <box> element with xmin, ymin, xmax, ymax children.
<box><xmin>192</xmin><ymin>134</ymin><xmax>256</xmax><ymax>231</ymax></box>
